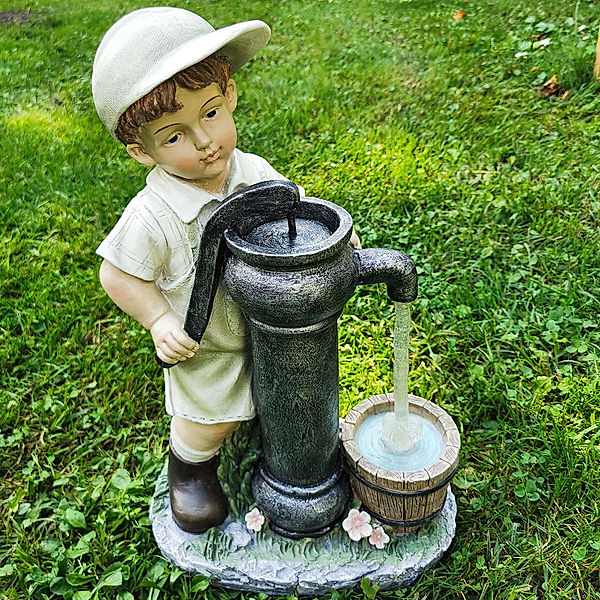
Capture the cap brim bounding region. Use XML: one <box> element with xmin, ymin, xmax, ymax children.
<box><xmin>133</xmin><ymin>20</ymin><xmax>271</xmax><ymax>108</ymax></box>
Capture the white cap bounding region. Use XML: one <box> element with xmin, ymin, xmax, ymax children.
<box><xmin>92</xmin><ymin>7</ymin><xmax>270</xmax><ymax>138</ymax></box>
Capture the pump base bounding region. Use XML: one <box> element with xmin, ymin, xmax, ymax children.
<box><xmin>150</xmin><ymin>461</ymin><xmax>457</xmax><ymax>595</ymax></box>
<box><xmin>251</xmin><ymin>461</ymin><xmax>352</xmax><ymax>538</ymax></box>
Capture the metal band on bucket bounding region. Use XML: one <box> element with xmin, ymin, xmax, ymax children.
<box><xmin>344</xmin><ymin>460</ymin><xmax>459</xmax><ymax>498</ymax></box>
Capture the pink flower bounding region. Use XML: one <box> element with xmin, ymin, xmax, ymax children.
<box><xmin>369</xmin><ymin>526</ymin><xmax>390</xmax><ymax>549</ymax></box>
<box><xmin>342</xmin><ymin>508</ymin><xmax>373</xmax><ymax>541</ymax></box>
<box><xmin>245</xmin><ymin>507</ymin><xmax>265</xmax><ymax>532</ymax></box>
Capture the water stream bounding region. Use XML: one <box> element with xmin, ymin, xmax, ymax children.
<box><xmin>379</xmin><ymin>302</ymin><xmax>422</xmax><ymax>453</ymax></box>
<box><xmin>357</xmin><ymin>302</ymin><xmax>443</xmax><ymax>470</ymax></box>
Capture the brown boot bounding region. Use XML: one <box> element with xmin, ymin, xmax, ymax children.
<box><xmin>168</xmin><ymin>442</ymin><xmax>229</xmax><ymax>533</ymax></box>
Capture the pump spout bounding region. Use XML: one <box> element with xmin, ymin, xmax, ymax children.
<box><xmin>354</xmin><ymin>248</ymin><xmax>418</xmax><ymax>303</ymax></box>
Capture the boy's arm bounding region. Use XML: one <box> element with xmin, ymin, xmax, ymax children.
<box><xmin>99</xmin><ymin>260</ymin><xmax>199</xmax><ymax>364</ymax></box>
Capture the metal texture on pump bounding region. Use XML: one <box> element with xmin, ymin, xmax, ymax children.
<box><xmin>179</xmin><ymin>179</ymin><xmax>418</xmax><ymax>536</ymax></box>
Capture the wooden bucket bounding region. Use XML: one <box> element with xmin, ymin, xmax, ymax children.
<box><xmin>341</xmin><ymin>393</ymin><xmax>460</xmax><ymax>533</ymax></box>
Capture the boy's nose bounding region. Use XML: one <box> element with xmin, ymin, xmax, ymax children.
<box><xmin>192</xmin><ymin>128</ymin><xmax>212</xmax><ymax>151</ymax></box>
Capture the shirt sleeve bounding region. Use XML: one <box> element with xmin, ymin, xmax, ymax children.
<box><xmin>96</xmin><ymin>194</ymin><xmax>167</xmax><ymax>282</ymax></box>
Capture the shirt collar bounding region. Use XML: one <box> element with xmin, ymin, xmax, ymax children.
<box><xmin>145</xmin><ymin>149</ymin><xmax>252</xmax><ymax>223</ymax></box>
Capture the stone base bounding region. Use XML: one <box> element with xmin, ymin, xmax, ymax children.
<box><xmin>150</xmin><ymin>463</ymin><xmax>457</xmax><ymax>596</ymax></box>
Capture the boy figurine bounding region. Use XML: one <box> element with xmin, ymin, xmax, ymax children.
<box><xmin>91</xmin><ymin>7</ymin><xmax>298</xmax><ymax>533</ymax></box>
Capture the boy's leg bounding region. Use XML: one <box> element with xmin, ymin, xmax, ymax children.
<box><xmin>168</xmin><ymin>417</ymin><xmax>241</xmax><ymax>533</ymax></box>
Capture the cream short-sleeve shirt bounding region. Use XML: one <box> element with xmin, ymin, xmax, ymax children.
<box><xmin>97</xmin><ymin>149</ymin><xmax>298</xmax><ymax>423</ymax></box>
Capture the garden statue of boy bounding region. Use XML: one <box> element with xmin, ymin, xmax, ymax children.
<box><xmin>92</xmin><ymin>7</ymin><xmax>302</xmax><ymax>534</ymax></box>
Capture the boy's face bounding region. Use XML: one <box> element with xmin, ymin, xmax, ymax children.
<box><xmin>127</xmin><ymin>80</ymin><xmax>238</xmax><ymax>193</ymax></box>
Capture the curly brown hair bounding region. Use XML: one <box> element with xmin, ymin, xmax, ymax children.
<box><xmin>115</xmin><ymin>55</ymin><xmax>232</xmax><ymax>145</ymax></box>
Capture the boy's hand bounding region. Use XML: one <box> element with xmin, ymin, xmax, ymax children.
<box><xmin>149</xmin><ymin>311</ymin><xmax>200</xmax><ymax>365</ymax></box>
<box><xmin>349</xmin><ymin>229</ymin><xmax>362</xmax><ymax>250</ymax></box>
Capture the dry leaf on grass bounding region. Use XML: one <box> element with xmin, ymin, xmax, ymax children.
<box><xmin>453</xmin><ymin>10</ymin><xmax>467</xmax><ymax>20</ymax></box>
<box><xmin>538</xmin><ymin>74</ymin><xmax>560</xmax><ymax>97</ymax></box>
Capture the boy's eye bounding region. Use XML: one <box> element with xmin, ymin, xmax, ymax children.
<box><xmin>204</xmin><ymin>109</ymin><xmax>218</xmax><ymax>120</ymax></box>
<box><xmin>165</xmin><ymin>134</ymin><xmax>181</xmax><ymax>146</ymax></box>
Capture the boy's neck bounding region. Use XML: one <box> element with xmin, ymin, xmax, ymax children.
<box><xmin>192</xmin><ymin>175</ymin><xmax>227</xmax><ymax>195</ymax></box>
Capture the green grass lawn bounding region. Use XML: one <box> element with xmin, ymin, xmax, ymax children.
<box><xmin>1</xmin><ymin>0</ymin><xmax>600</xmax><ymax>598</ymax></box>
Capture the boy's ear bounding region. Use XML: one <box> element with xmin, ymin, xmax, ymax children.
<box><xmin>225</xmin><ymin>78</ymin><xmax>238</xmax><ymax>112</ymax></box>
<box><xmin>126</xmin><ymin>143</ymin><xmax>156</xmax><ymax>167</ymax></box>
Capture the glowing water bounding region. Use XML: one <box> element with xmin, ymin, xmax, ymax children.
<box><xmin>357</xmin><ymin>412</ymin><xmax>443</xmax><ymax>470</ymax></box>
<box><xmin>381</xmin><ymin>302</ymin><xmax>423</xmax><ymax>452</ymax></box>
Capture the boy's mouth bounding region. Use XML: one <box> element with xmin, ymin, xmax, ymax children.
<box><xmin>202</xmin><ymin>149</ymin><xmax>220</xmax><ymax>164</ymax></box>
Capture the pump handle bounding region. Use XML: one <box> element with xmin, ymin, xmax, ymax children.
<box><xmin>155</xmin><ymin>180</ymin><xmax>300</xmax><ymax>369</ymax></box>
